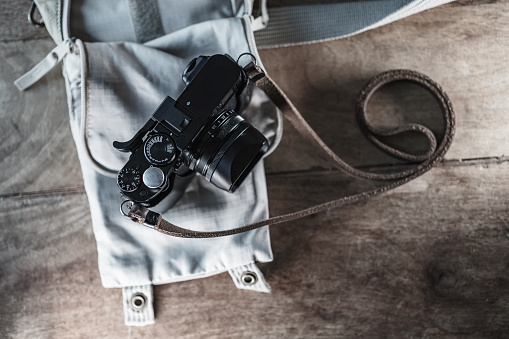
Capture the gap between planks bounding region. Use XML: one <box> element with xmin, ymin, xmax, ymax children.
<box><xmin>267</xmin><ymin>155</ymin><xmax>509</xmax><ymax>177</ymax></box>
<box><xmin>1</xmin><ymin>156</ymin><xmax>505</xmax><ymax>199</ymax></box>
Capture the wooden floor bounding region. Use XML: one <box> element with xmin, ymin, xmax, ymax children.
<box><xmin>1</xmin><ymin>1</ymin><xmax>508</xmax><ymax>338</ymax></box>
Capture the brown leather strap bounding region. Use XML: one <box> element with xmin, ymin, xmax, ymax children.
<box><xmin>127</xmin><ymin>63</ymin><xmax>455</xmax><ymax>238</ymax></box>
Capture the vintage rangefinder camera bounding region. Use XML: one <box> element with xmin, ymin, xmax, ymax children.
<box><xmin>113</xmin><ymin>54</ymin><xmax>269</xmax><ymax>208</ymax></box>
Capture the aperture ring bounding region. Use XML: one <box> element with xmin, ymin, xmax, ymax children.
<box><xmin>193</xmin><ymin>111</ymin><xmax>244</xmax><ymax>176</ymax></box>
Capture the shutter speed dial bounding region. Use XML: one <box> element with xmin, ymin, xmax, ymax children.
<box><xmin>144</xmin><ymin>134</ymin><xmax>176</xmax><ymax>165</ymax></box>
<box><xmin>117</xmin><ymin>168</ymin><xmax>141</xmax><ymax>192</ymax></box>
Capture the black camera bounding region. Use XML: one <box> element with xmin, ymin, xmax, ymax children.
<box><xmin>113</xmin><ymin>54</ymin><xmax>269</xmax><ymax>208</ymax></box>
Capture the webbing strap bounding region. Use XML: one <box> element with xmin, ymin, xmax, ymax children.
<box><xmin>127</xmin><ymin>0</ymin><xmax>164</xmax><ymax>43</ymax></box>
<box><xmin>254</xmin><ymin>0</ymin><xmax>454</xmax><ymax>49</ymax></box>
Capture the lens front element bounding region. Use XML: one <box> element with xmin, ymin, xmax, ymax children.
<box><xmin>188</xmin><ymin>110</ymin><xmax>269</xmax><ymax>193</ymax></box>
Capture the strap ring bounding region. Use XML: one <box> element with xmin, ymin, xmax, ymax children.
<box><xmin>28</xmin><ymin>0</ymin><xmax>45</xmax><ymax>28</ymax></box>
<box><xmin>237</xmin><ymin>52</ymin><xmax>258</xmax><ymax>66</ymax></box>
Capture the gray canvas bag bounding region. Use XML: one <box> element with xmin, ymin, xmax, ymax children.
<box><xmin>16</xmin><ymin>0</ymin><xmax>453</xmax><ymax>326</ymax></box>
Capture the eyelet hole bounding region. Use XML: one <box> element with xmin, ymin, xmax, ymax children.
<box><xmin>130</xmin><ymin>293</ymin><xmax>147</xmax><ymax>311</ymax></box>
<box><xmin>240</xmin><ymin>271</ymin><xmax>258</xmax><ymax>286</ymax></box>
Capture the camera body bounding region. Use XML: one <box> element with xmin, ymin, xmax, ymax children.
<box><xmin>113</xmin><ymin>54</ymin><xmax>269</xmax><ymax>208</ymax></box>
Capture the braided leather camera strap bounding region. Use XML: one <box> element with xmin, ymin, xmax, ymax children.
<box><xmin>127</xmin><ymin>63</ymin><xmax>455</xmax><ymax>238</ymax></box>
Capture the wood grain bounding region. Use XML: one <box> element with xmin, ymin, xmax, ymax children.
<box><xmin>261</xmin><ymin>1</ymin><xmax>509</xmax><ymax>173</ymax></box>
<box><xmin>1</xmin><ymin>1</ymin><xmax>509</xmax><ymax>338</ymax></box>
<box><xmin>0</xmin><ymin>40</ymin><xmax>83</xmax><ymax>196</ymax></box>
<box><xmin>3</xmin><ymin>2</ymin><xmax>508</xmax><ymax>191</ymax></box>
<box><xmin>1</xmin><ymin>162</ymin><xmax>507</xmax><ymax>338</ymax></box>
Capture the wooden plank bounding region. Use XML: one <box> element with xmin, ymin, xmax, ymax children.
<box><xmin>1</xmin><ymin>1</ymin><xmax>509</xmax><ymax>337</ymax></box>
<box><xmin>0</xmin><ymin>1</ymin><xmax>51</xmax><ymax>42</ymax></box>
<box><xmin>264</xmin><ymin>163</ymin><xmax>509</xmax><ymax>338</ymax></box>
<box><xmin>0</xmin><ymin>39</ymin><xmax>82</xmax><ymax>195</ymax></box>
<box><xmin>261</xmin><ymin>1</ymin><xmax>509</xmax><ymax>173</ymax></box>
<box><xmin>2</xmin><ymin>2</ymin><xmax>508</xmax><ymax>194</ymax></box>
<box><xmin>1</xmin><ymin>161</ymin><xmax>507</xmax><ymax>337</ymax></box>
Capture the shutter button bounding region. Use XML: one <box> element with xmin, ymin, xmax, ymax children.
<box><xmin>143</xmin><ymin>167</ymin><xmax>165</xmax><ymax>189</ymax></box>
<box><xmin>130</xmin><ymin>292</ymin><xmax>147</xmax><ymax>311</ymax></box>
<box><xmin>240</xmin><ymin>271</ymin><xmax>258</xmax><ymax>286</ymax></box>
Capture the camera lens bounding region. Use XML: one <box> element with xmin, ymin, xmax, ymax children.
<box><xmin>187</xmin><ymin>110</ymin><xmax>268</xmax><ymax>192</ymax></box>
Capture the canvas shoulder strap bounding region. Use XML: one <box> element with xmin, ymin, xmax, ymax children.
<box><xmin>253</xmin><ymin>0</ymin><xmax>455</xmax><ymax>48</ymax></box>
<box><xmin>124</xmin><ymin>62</ymin><xmax>455</xmax><ymax>238</ymax></box>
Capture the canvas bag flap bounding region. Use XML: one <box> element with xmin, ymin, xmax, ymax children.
<box><xmin>38</xmin><ymin>2</ymin><xmax>281</xmax><ymax>326</ymax></box>
<box><xmin>70</xmin><ymin>0</ymin><xmax>247</xmax><ymax>42</ymax></box>
<box><xmin>83</xmin><ymin>22</ymin><xmax>278</xmax><ymax>173</ymax></box>
<box><xmin>65</xmin><ymin>16</ymin><xmax>277</xmax><ymax>288</ymax></box>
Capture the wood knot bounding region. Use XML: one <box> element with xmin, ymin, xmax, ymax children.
<box><xmin>428</xmin><ymin>266</ymin><xmax>457</xmax><ymax>292</ymax></box>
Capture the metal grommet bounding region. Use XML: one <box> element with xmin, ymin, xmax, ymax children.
<box><xmin>129</xmin><ymin>293</ymin><xmax>147</xmax><ymax>311</ymax></box>
<box><xmin>240</xmin><ymin>271</ymin><xmax>258</xmax><ymax>286</ymax></box>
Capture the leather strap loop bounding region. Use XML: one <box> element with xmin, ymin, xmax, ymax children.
<box><xmin>128</xmin><ymin>66</ymin><xmax>455</xmax><ymax>238</ymax></box>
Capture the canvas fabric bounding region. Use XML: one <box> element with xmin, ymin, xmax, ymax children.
<box><xmin>33</xmin><ymin>0</ymin><xmax>278</xmax><ymax>326</ymax></box>
<box><xmin>21</xmin><ymin>0</ymin><xmax>453</xmax><ymax>326</ymax></box>
<box><xmin>254</xmin><ymin>0</ymin><xmax>454</xmax><ymax>48</ymax></box>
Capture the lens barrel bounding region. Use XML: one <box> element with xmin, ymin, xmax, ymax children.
<box><xmin>187</xmin><ymin>110</ymin><xmax>268</xmax><ymax>192</ymax></box>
